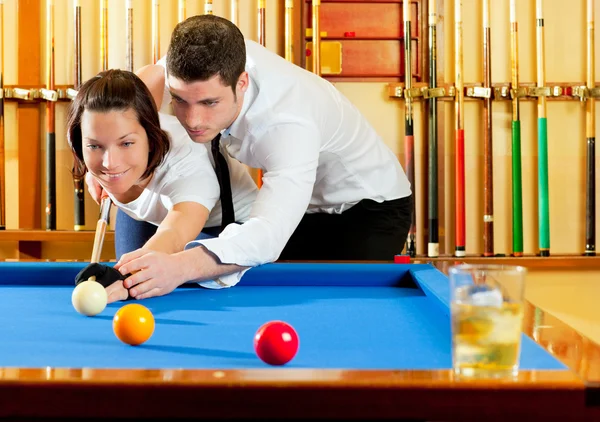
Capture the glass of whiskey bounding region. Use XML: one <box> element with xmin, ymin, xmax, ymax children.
<box><xmin>449</xmin><ymin>264</ymin><xmax>527</xmax><ymax>379</ymax></box>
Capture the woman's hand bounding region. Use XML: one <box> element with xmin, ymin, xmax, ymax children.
<box><xmin>115</xmin><ymin>249</ymin><xmax>188</xmax><ymax>300</ymax></box>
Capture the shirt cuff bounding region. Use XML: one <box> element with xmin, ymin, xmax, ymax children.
<box><xmin>184</xmin><ymin>240</ymin><xmax>251</xmax><ymax>288</ymax></box>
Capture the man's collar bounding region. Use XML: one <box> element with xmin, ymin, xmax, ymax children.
<box><xmin>223</xmin><ymin>72</ymin><xmax>256</xmax><ymax>140</ymax></box>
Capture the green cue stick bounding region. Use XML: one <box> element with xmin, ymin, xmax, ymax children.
<box><xmin>536</xmin><ymin>0</ymin><xmax>550</xmax><ymax>257</ymax></box>
<box><xmin>585</xmin><ymin>0</ymin><xmax>595</xmax><ymax>256</ymax></box>
<box><xmin>403</xmin><ymin>0</ymin><xmax>416</xmax><ymax>257</ymax></box>
<box><xmin>482</xmin><ymin>0</ymin><xmax>494</xmax><ymax>257</ymax></box>
<box><xmin>427</xmin><ymin>0</ymin><xmax>438</xmax><ymax>258</ymax></box>
<box><xmin>510</xmin><ymin>0</ymin><xmax>524</xmax><ymax>257</ymax></box>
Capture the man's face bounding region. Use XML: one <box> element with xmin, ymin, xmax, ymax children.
<box><xmin>168</xmin><ymin>72</ymin><xmax>248</xmax><ymax>144</ymax></box>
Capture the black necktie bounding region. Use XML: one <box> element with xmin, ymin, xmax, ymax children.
<box><xmin>211</xmin><ymin>133</ymin><xmax>235</xmax><ymax>230</ymax></box>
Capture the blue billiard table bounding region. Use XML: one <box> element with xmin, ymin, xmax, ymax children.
<box><xmin>0</xmin><ymin>261</ymin><xmax>595</xmax><ymax>421</ymax></box>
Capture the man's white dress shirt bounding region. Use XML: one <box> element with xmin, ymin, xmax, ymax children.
<box><xmin>156</xmin><ymin>41</ymin><xmax>411</xmax><ymax>288</ymax></box>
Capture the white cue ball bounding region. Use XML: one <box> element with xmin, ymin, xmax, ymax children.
<box><xmin>72</xmin><ymin>280</ymin><xmax>108</xmax><ymax>316</ymax></box>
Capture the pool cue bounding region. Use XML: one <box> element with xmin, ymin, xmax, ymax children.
<box><xmin>0</xmin><ymin>0</ymin><xmax>5</xmax><ymax>230</ymax></box>
<box><xmin>88</xmin><ymin>191</ymin><xmax>111</xmax><ymax>281</ymax></box>
<box><xmin>403</xmin><ymin>0</ymin><xmax>416</xmax><ymax>257</ymax></box>
<box><xmin>73</xmin><ymin>0</ymin><xmax>85</xmax><ymax>231</ymax></box>
<box><xmin>231</xmin><ymin>0</ymin><xmax>239</xmax><ymax>26</ymax></box>
<box><xmin>258</xmin><ymin>0</ymin><xmax>266</xmax><ymax>46</ymax></box>
<box><xmin>510</xmin><ymin>0</ymin><xmax>523</xmax><ymax>257</ymax></box>
<box><xmin>585</xmin><ymin>0</ymin><xmax>595</xmax><ymax>256</ymax></box>
<box><xmin>152</xmin><ymin>0</ymin><xmax>159</xmax><ymax>64</ymax></box>
<box><xmin>427</xmin><ymin>0</ymin><xmax>438</xmax><ymax>258</ymax></box>
<box><xmin>454</xmin><ymin>0</ymin><xmax>465</xmax><ymax>257</ymax></box>
<box><xmin>126</xmin><ymin>0</ymin><xmax>134</xmax><ymax>72</ymax></box>
<box><xmin>482</xmin><ymin>0</ymin><xmax>493</xmax><ymax>257</ymax></box>
<box><xmin>536</xmin><ymin>0</ymin><xmax>550</xmax><ymax>257</ymax></box>
<box><xmin>205</xmin><ymin>0</ymin><xmax>213</xmax><ymax>15</ymax></box>
<box><xmin>45</xmin><ymin>0</ymin><xmax>57</xmax><ymax>230</ymax></box>
<box><xmin>312</xmin><ymin>0</ymin><xmax>321</xmax><ymax>76</ymax></box>
<box><xmin>178</xmin><ymin>0</ymin><xmax>186</xmax><ymax>23</ymax></box>
<box><xmin>100</xmin><ymin>0</ymin><xmax>108</xmax><ymax>71</ymax></box>
<box><xmin>285</xmin><ymin>0</ymin><xmax>293</xmax><ymax>62</ymax></box>
<box><xmin>255</xmin><ymin>0</ymin><xmax>266</xmax><ymax>189</ymax></box>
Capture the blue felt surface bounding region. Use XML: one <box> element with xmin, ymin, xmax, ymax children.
<box><xmin>0</xmin><ymin>262</ymin><xmax>566</xmax><ymax>370</ymax></box>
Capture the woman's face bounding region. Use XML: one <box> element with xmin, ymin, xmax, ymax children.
<box><xmin>81</xmin><ymin>108</ymin><xmax>150</xmax><ymax>201</ymax></box>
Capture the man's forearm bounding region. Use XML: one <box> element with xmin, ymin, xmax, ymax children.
<box><xmin>174</xmin><ymin>244</ymin><xmax>248</xmax><ymax>284</ymax></box>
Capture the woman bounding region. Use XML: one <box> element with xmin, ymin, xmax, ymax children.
<box><xmin>68</xmin><ymin>69</ymin><xmax>257</xmax><ymax>301</ymax></box>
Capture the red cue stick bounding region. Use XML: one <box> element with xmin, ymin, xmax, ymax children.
<box><xmin>454</xmin><ymin>0</ymin><xmax>465</xmax><ymax>257</ymax></box>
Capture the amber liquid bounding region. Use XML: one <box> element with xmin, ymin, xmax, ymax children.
<box><xmin>451</xmin><ymin>302</ymin><xmax>523</xmax><ymax>378</ymax></box>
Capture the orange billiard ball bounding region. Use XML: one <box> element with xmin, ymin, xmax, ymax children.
<box><xmin>113</xmin><ymin>304</ymin><xmax>155</xmax><ymax>346</ymax></box>
<box><xmin>254</xmin><ymin>321</ymin><xmax>299</xmax><ymax>366</ymax></box>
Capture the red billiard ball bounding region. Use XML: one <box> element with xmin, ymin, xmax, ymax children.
<box><xmin>254</xmin><ymin>321</ymin><xmax>299</xmax><ymax>366</ymax></box>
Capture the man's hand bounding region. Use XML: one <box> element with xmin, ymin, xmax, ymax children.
<box><xmin>85</xmin><ymin>172</ymin><xmax>103</xmax><ymax>204</ymax></box>
<box><xmin>115</xmin><ymin>250</ymin><xmax>188</xmax><ymax>300</ymax></box>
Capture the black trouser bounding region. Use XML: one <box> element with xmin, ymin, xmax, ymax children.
<box><xmin>278</xmin><ymin>195</ymin><xmax>413</xmax><ymax>261</ymax></box>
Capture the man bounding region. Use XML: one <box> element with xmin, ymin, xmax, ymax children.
<box><xmin>89</xmin><ymin>15</ymin><xmax>412</xmax><ymax>301</ymax></box>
